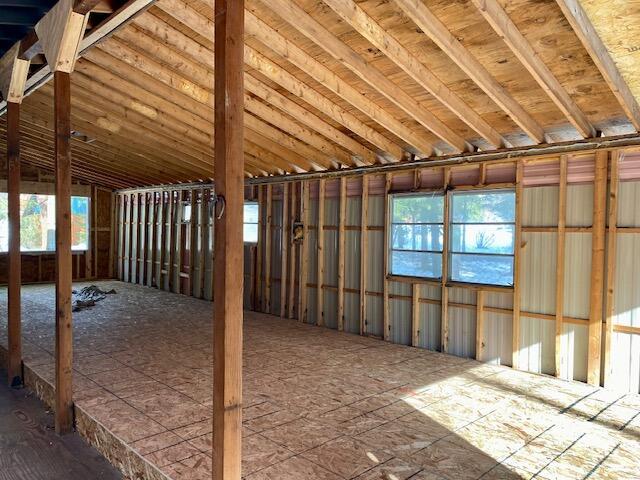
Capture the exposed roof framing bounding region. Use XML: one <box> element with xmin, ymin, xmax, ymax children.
<box><xmin>1</xmin><ymin>0</ymin><xmax>638</xmax><ymax>189</ymax></box>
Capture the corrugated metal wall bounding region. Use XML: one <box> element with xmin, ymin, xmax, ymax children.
<box><xmin>114</xmin><ymin>150</ymin><xmax>640</xmax><ymax>394</ymax></box>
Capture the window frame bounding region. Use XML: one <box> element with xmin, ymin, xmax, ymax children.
<box><xmin>447</xmin><ymin>188</ymin><xmax>516</xmax><ymax>288</ymax></box>
<box><xmin>388</xmin><ymin>190</ymin><xmax>445</xmax><ymax>281</ymax></box>
<box><xmin>243</xmin><ymin>201</ymin><xmax>259</xmax><ymax>244</ymax></box>
<box><xmin>0</xmin><ymin>191</ymin><xmax>91</xmax><ymax>254</ymax></box>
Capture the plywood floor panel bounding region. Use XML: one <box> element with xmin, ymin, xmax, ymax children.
<box><xmin>0</xmin><ymin>281</ymin><xmax>638</xmax><ymax>480</ymax></box>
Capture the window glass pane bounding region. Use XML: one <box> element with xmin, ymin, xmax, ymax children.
<box><xmin>244</xmin><ymin>223</ymin><xmax>258</xmax><ymax>243</ymax></box>
<box><xmin>392</xmin><ymin>195</ymin><xmax>443</xmax><ymax>223</ymax></box>
<box><xmin>391</xmin><ymin>224</ymin><xmax>443</xmax><ymax>251</ymax></box>
<box><xmin>71</xmin><ymin>196</ymin><xmax>89</xmax><ymax>251</ymax></box>
<box><xmin>451</xmin><ymin>191</ymin><xmax>515</xmax><ymax>223</ymax></box>
<box><xmin>450</xmin><ymin>253</ymin><xmax>513</xmax><ymax>286</ymax></box>
<box><xmin>244</xmin><ymin>203</ymin><xmax>259</xmax><ymax>223</ymax></box>
<box><xmin>391</xmin><ymin>250</ymin><xmax>442</xmax><ymax>278</ymax></box>
<box><xmin>450</xmin><ymin>224</ymin><xmax>514</xmax><ymax>254</ymax></box>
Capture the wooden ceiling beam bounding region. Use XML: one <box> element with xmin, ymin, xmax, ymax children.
<box><xmin>555</xmin><ymin>0</ymin><xmax>640</xmax><ymax>131</ymax></box>
<box><xmin>155</xmin><ymin>0</ymin><xmax>405</xmax><ymax>160</ymax></box>
<box><xmin>0</xmin><ymin>41</ymin><xmax>30</xmax><ymax>103</ymax></box>
<box><xmin>322</xmin><ymin>0</ymin><xmax>506</xmax><ymax>149</ymax></box>
<box><xmin>133</xmin><ymin>11</ymin><xmax>377</xmax><ymax>164</ymax></box>
<box><xmin>394</xmin><ymin>0</ymin><xmax>546</xmax><ymax>144</ymax></box>
<box><xmin>260</xmin><ymin>0</ymin><xmax>466</xmax><ymax>154</ymax></box>
<box><xmin>472</xmin><ymin>0</ymin><xmax>595</xmax><ymax>139</ymax></box>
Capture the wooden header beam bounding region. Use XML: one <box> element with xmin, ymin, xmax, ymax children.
<box><xmin>0</xmin><ymin>42</ymin><xmax>30</xmax><ymax>103</ymax></box>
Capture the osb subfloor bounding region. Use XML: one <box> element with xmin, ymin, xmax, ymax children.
<box><xmin>0</xmin><ymin>281</ymin><xmax>639</xmax><ymax>480</ymax></box>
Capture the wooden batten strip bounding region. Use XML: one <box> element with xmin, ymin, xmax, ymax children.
<box><xmin>476</xmin><ymin>290</ymin><xmax>485</xmax><ymax>361</ymax></box>
<box><xmin>256</xmin><ymin>185</ymin><xmax>264</xmax><ymax>310</ymax></box>
<box><xmin>555</xmin><ymin>155</ymin><xmax>568</xmax><ymax>378</ymax></box>
<box><xmin>280</xmin><ymin>183</ymin><xmax>289</xmax><ymax>318</ymax></box>
<box><xmin>441</xmin><ymin>168</ymin><xmax>451</xmax><ymax>353</ymax></box>
<box><xmin>412</xmin><ymin>284</ymin><xmax>420</xmax><ymax>347</ymax></box>
<box><xmin>337</xmin><ymin>177</ymin><xmax>346</xmax><ymax>331</ymax></box>
<box><xmin>287</xmin><ymin>184</ymin><xmax>297</xmax><ymax>319</ymax></box>
<box><xmin>512</xmin><ymin>160</ymin><xmax>523</xmax><ymax>369</ymax></box>
<box><xmin>299</xmin><ymin>182</ymin><xmax>310</xmax><ymax>322</ymax></box>
<box><xmin>360</xmin><ymin>176</ymin><xmax>369</xmax><ymax>335</ymax></box>
<box><xmin>264</xmin><ymin>184</ymin><xmax>272</xmax><ymax>313</ymax></box>
<box><xmin>317</xmin><ymin>179</ymin><xmax>326</xmax><ymax>326</ymax></box>
<box><xmin>189</xmin><ymin>189</ymin><xmax>198</xmax><ymax>296</ymax></box>
<box><xmin>587</xmin><ymin>150</ymin><xmax>608</xmax><ymax>386</ymax></box>
<box><xmin>382</xmin><ymin>173</ymin><xmax>392</xmax><ymax>341</ymax></box>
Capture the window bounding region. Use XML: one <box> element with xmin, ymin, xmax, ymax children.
<box><xmin>389</xmin><ymin>193</ymin><xmax>443</xmax><ymax>278</ymax></box>
<box><xmin>0</xmin><ymin>193</ymin><xmax>90</xmax><ymax>252</ymax></box>
<box><xmin>449</xmin><ymin>190</ymin><xmax>515</xmax><ymax>286</ymax></box>
<box><xmin>244</xmin><ymin>202</ymin><xmax>259</xmax><ymax>243</ymax></box>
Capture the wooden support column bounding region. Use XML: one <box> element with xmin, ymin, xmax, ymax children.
<box><xmin>512</xmin><ymin>160</ymin><xmax>523</xmax><ymax>369</ymax></box>
<box><xmin>255</xmin><ymin>185</ymin><xmax>263</xmax><ymax>309</ymax></box>
<box><xmin>588</xmin><ymin>151</ymin><xmax>608</xmax><ymax>386</ymax></box>
<box><xmin>441</xmin><ymin>168</ymin><xmax>451</xmax><ymax>353</ymax></box>
<box><xmin>264</xmin><ymin>185</ymin><xmax>272</xmax><ymax>312</ymax></box>
<box><xmin>412</xmin><ymin>284</ymin><xmax>420</xmax><ymax>347</ymax></box>
<box><xmin>337</xmin><ymin>177</ymin><xmax>346</xmax><ymax>331</ymax></box>
<box><xmin>287</xmin><ymin>184</ymin><xmax>297</xmax><ymax>319</ymax></box>
<box><xmin>212</xmin><ymin>0</ymin><xmax>244</xmax><ymax>477</ymax></box>
<box><xmin>383</xmin><ymin>173</ymin><xmax>391</xmax><ymax>341</ymax></box>
<box><xmin>360</xmin><ymin>175</ymin><xmax>369</xmax><ymax>336</ymax></box>
<box><xmin>6</xmin><ymin>101</ymin><xmax>22</xmax><ymax>387</ymax></box>
<box><xmin>299</xmin><ymin>181</ymin><xmax>310</xmax><ymax>322</ymax></box>
<box><xmin>555</xmin><ymin>155</ymin><xmax>568</xmax><ymax>378</ymax></box>
<box><xmin>54</xmin><ymin>70</ymin><xmax>73</xmax><ymax>434</ymax></box>
<box><xmin>476</xmin><ymin>290</ymin><xmax>485</xmax><ymax>361</ymax></box>
<box><xmin>280</xmin><ymin>183</ymin><xmax>289</xmax><ymax>317</ymax></box>
<box><xmin>317</xmin><ymin>179</ymin><xmax>326</xmax><ymax>326</ymax></box>
<box><xmin>199</xmin><ymin>189</ymin><xmax>208</xmax><ymax>298</ymax></box>
<box><xmin>603</xmin><ymin>151</ymin><xmax>619</xmax><ymax>388</ymax></box>
<box><xmin>159</xmin><ymin>192</ymin><xmax>168</xmax><ymax>289</ymax></box>
<box><xmin>189</xmin><ymin>189</ymin><xmax>198</xmax><ymax>296</ymax></box>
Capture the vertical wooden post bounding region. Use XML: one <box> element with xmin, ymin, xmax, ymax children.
<box><xmin>412</xmin><ymin>283</ymin><xmax>420</xmax><ymax>347</ymax></box>
<box><xmin>7</xmin><ymin>102</ymin><xmax>22</xmax><ymax>387</ymax></box>
<box><xmin>317</xmin><ymin>179</ymin><xmax>326</xmax><ymax>326</ymax></box>
<box><xmin>337</xmin><ymin>177</ymin><xmax>346</xmax><ymax>331</ymax></box>
<box><xmin>54</xmin><ymin>70</ymin><xmax>73</xmax><ymax>434</ymax></box>
<box><xmin>264</xmin><ymin>185</ymin><xmax>272</xmax><ymax>312</ymax></box>
<box><xmin>555</xmin><ymin>155</ymin><xmax>568</xmax><ymax>378</ymax></box>
<box><xmin>189</xmin><ymin>190</ymin><xmax>198</xmax><ymax>296</ymax></box>
<box><xmin>255</xmin><ymin>185</ymin><xmax>263</xmax><ymax>309</ymax></box>
<box><xmin>299</xmin><ymin>181</ymin><xmax>310</xmax><ymax>322</ymax></box>
<box><xmin>213</xmin><ymin>0</ymin><xmax>244</xmax><ymax>477</ymax></box>
<box><xmin>603</xmin><ymin>151</ymin><xmax>619</xmax><ymax>388</ymax></box>
<box><xmin>383</xmin><ymin>173</ymin><xmax>391</xmax><ymax>341</ymax></box>
<box><xmin>441</xmin><ymin>168</ymin><xmax>451</xmax><ymax>353</ymax></box>
<box><xmin>280</xmin><ymin>183</ymin><xmax>289</xmax><ymax>317</ymax></box>
<box><xmin>588</xmin><ymin>151</ymin><xmax>608</xmax><ymax>386</ymax></box>
<box><xmin>360</xmin><ymin>175</ymin><xmax>369</xmax><ymax>336</ymax></box>
<box><xmin>287</xmin><ymin>184</ymin><xmax>297</xmax><ymax>319</ymax></box>
<box><xmin>199</xmin><ymin>189</ymin><xmax>208</xmax><ymax>298</ymax></box>
<box><xmin>475</xmin><ymin>290</ymin><xmax>485</xmax><ymax>361</ymax></box>
<box><xmin>512</xmin><ymin>160</ymin><xmax>523</xmax><ymax>369</ymax></box>
<box><xmin>159</xmin><ymin>192</ymin><xmax>168</xmax><ymax>289</ymax></box>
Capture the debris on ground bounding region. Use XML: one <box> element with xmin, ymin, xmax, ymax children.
<box><xmin>71</xmin><ymin>285</ymin><xmax>117</xmax><ymax>312</ymax></box>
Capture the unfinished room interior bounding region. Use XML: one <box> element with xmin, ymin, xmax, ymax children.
<box><xmin>1</xmin><ymin>0</ymin><xmax>640</xmax><ymax>479</ymax></box>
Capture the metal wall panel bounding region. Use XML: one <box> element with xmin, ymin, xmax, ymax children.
<box><xmin>522</xmin><ymin>186</ymin><xmax>558</xmax><ymax>227</ymax></box>
<box><xmin>366</xmin><ymin>295</ymin><xmax>383</xmax><ymax>337</ymax></box>
<box><xmin>518</xmin><ymin>315</ymin><xmax>555</xmax><ymax>375</ymax></box>
<box><xmin>389</xmin><ymin>296</ymin><xmax>411</xmax><ymax>345</ymax></box>
<box><xmin>324</xmin><ymin>290</ymin><xmax>338</xmax><ymax>329</ymax></box>
<box><xmin>345</xmin><ymin>231</ymin><xmax>360</xmax><ymax>290</ymax></box>
<box><xmin>344</xmin><ymin>292</ymin><xmax>360</xmax><ymax>334</ymax></box>
<box><xmin>561</xmin><ymin>323</ymin><xmax>588</xmax><ymax>382</ymax></box>
<box><xmin>609</xmin><ymin>332</ymin><xmax>640</xmax><ymax>393</ymax></box>
<box><xmin>618</xmin><ymin>181</ymin><xmax>640</xmax><ymax>227</ymax></box>
<box><xmin>417</xmin><ymin>285</ymin><xmax>441</xmax><ymax>351</ymax></box>
<box><xmin>481</xmin><ymin>312</ymin><xmax>512</xmax><ymax>366</ymax></box>
<box><xmin>367</xmin><ymin>231</ymin><xmax>384</xmax><ymax>293</ymax></box>
<box><xmin>521</xmin><ymin>233</ymin><xmax>557</xmax><ymax>315</ymax></box>
<box><xmin>566</xmin><ymin>184</ymin><xmax>593</xmax><ymax>227</ymax></box>
<box><xmin>563</xmin><ymin>233</ymin><xmax>591</xmax><ymax>319</ymax></box>
<box><xmin>448</xmin><ymin>306</ymin><xmax>475</xmax><ymax>358</ymax></box>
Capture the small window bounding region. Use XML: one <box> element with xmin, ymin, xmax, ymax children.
<box><xmin>449</xmin><ymin>190</ymin><xmax>515</xmax><ymax>286</ymax></box>
<box><xmin>244</xmin><ymin>202</ymin><xmax>259</xmax><ymax>243</ymax></box>
<box><xmin>389</xmin><ymin>193</ymin><xmax>444</xmax><ymax>278</ymax></box>
<box><xmin>0</xmin><ymin>193</ymin><xmax>90</xmax><ymax>252</ymax></box>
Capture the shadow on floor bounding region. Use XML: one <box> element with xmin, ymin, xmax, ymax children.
<box><xmin>0</xmin><ymin>370</ymin><xmax>121</xmax><ymax>480</ymax></box>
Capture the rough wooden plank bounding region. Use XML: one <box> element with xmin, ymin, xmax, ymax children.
<box><xmin>212</xmin><ymin>0</ymin><xmax>244</xmax><ymax>476</ymax></box>
<box><xmin>476</xmin><ymin>290</ymin><xmax>485</xmax><ymax>361</ymax></box>
<box><xmin>287</xmin><ymin>183</ymin><xmax>297</xmax><ymax>319</ymax></box>
<box><xmin>441</xmin><ymin>168</ymin><xmax>451</xmax><ymax>353</ymax></box>
<box><xmin>555</xmin><ymin>155</ymin><xmax>568</xmax><ymax>378</ymax></box>
<box><xmin>255</xmin><ymin>185</ymin><xmax>264</xmax><ymax>310</ymax></box>
<box><xmin>360</xmin><ymin>175</ymin><xmax>369</xmax><ymax>335</ymax></box>
<box><xmin>383</xmin><ymin>173</ymin><xmax>392</xmax><ymax>341</ymax></box>
<box><xmin>337</xmin><ymin>177</ymin><xmax>346</xmax><ymax>331</ymax></box>
<box><xmin>54</xmin><ymin>71</ymin><xmax>73</xmax><ymax>434</ymax></box>
<box><xmin>264</xmin><ymin>184</ymin><xmax>272</xmax><ymax>313</ymax></box>
<box><xmin>317</xmin><ymin>179</ymin><xmax>326</xmax><ymax>326</ymax></box>
<box><xmin>603</xmin><ymin>151</ymin><xmax>619</xmax><ymax>388</ymax></box>
<box><xmin>299</xmin><ymin>181</ymin><xmax>310</xmax><ymax>323</ymax></box>
<box><xmin>512</xmin><ymin>160</ymin><xmax>524</xmax><ymax>369</ymax></box>
<box><xmin>280</xmin><ymin>183</ymin><xmax>289</xmax><ymax>318</ymax></box>
<box><xmin>588</xmin><ymin>150</ymin><xmax>608</xmax><ymax>386</ymax></box>
<box><xmin>6</xmin><ymin>101</ymin><xmax>22</xmax><ymax>387</ymax></box>
<box><xmin>412</xmin><ymin>283</ymin><xmax>420</xmax><ymax>347</ymax></box>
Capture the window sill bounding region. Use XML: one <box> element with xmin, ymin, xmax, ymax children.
<box><xmin>386</xmin><ymin>274</ymin><xmax>514</xmax><ymax>292</ymax></box>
